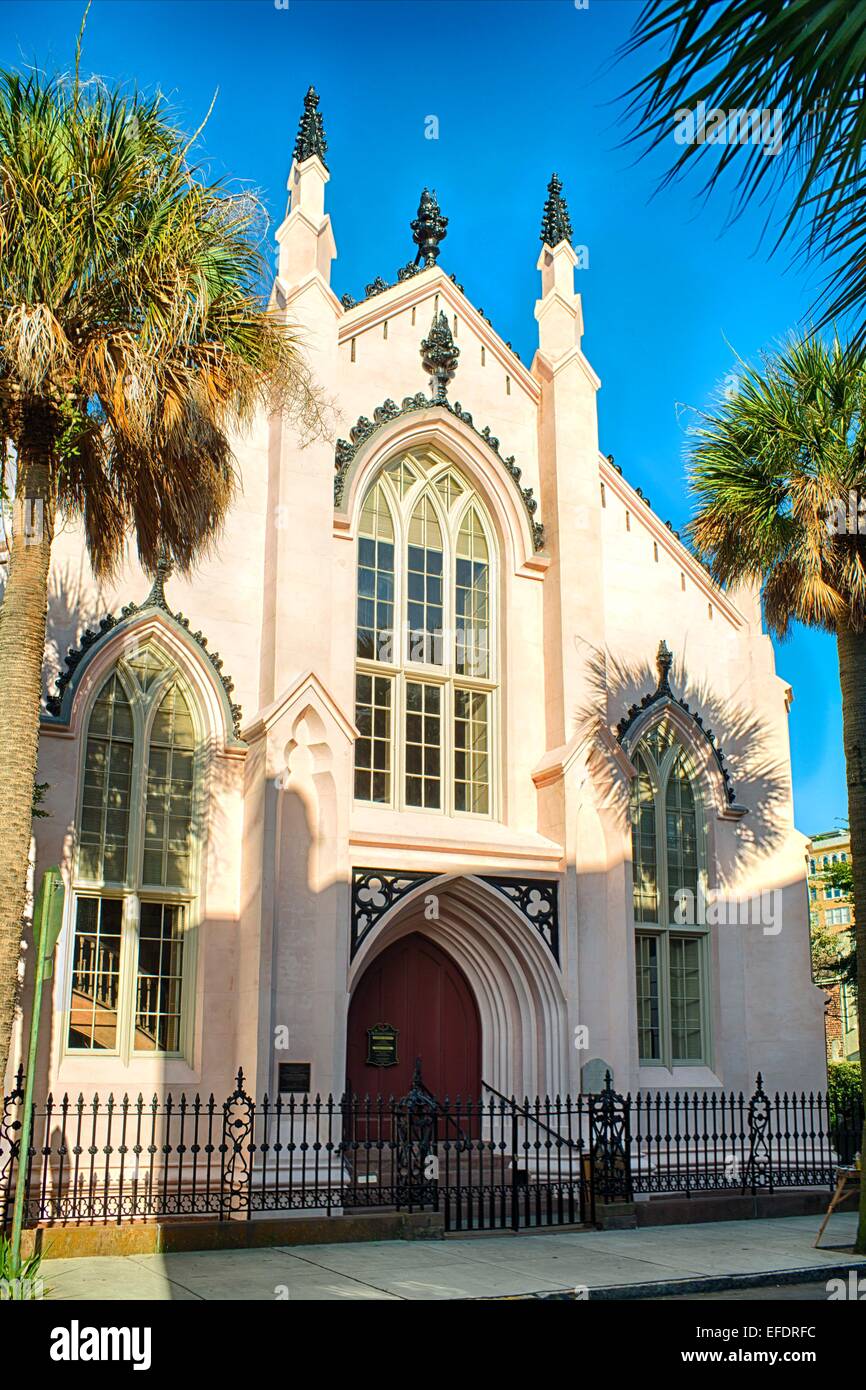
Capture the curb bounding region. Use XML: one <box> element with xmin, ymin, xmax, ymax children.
<box><xmin>476</xmin><ymin>1257</ymin><xmax>866</xmax><ymax>1301</ymax></box>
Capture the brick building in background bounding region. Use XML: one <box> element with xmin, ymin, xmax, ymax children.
<box><xmin>808</xmin><ymin>830</ymin><xmax>859</xmax><ymax>1062</ymax></box>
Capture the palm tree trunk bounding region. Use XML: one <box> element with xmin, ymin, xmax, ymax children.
<box><xmin>0</xmin><ymin>426</ymin><xmax>55</xmax><ymax>1088</ymax></box>
<box><xmin>836</xmin><ymin>626</ymin><xmax>866</xmax><ymax>1253</ymax></box>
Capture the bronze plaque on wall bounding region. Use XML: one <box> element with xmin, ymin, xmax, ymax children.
<box><xmin>366</xmin><ymin>1022</ymin><xmax>398</xmax><ymax>1067</ymax></box>
<box><xmin>278</xmin><ymin>1062</ymin><xmax>311</xmax><ymax>1093</ymax></box>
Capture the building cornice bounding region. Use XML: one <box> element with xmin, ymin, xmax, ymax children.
<box><xmin>532</xmin><ymin>724</ymin><xmax>633</xmax><ymax>790</ymax></box>
<box><xmin>338</xmin><ymin>269</ymin><xmax>540</xmax><ymax>404</ymax></box>
<box><xmin>349</xmin><ymin>826</ymin><xmax>563</xmax><ymax>868</ymax></box>
<box><xmin>275</xmin><ymin>268</ymin><xmax>342</xmax><ymax>316</ymax></box>
<box><xmin>599</xmin><ymin>454</ymin><xmax>746</xmax><ymax>628</ymax></box>
<box><xmin>274</xmin><ymin>203</ymin><xmax>331</xmax><ymax>245</ymax></box>
<box><xmin>242</xmin><ymin>668</ymin><xmax>358</xmax><ymax>744</ymax></box>
<box><xmin>532</xmin><ymin>342</ymin><xmax>600</xmax><ymax>392</ymax></box>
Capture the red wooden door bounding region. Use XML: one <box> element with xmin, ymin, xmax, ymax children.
<box><xmin>347</xmin><ymin>932</ymin><xmax>481</xmax><ymax>1102</ymax></box>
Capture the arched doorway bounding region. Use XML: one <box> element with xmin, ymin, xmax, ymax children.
<box><xmin>346</xmin><ymin>931</ymin><xmax>481</xmax><ymax>1101</ymax></box>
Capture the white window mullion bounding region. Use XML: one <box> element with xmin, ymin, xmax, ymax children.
<box><xmin>656</xmin><ymin>767</ymin><xmax>672</xmax><ymax>1067</ymax></box>
<box><xmin>123</xmin><ymin>685</ymin><xmax>148</xmax><ymax>892</ymax></box>
<box><xmin>658</xmin><ymin>931</ymin><xmax>672</xmax><ymax>1069</ymax></box>
<box><xmin>117</xmin><ymin>689</ymin><xmax>144</xmax><ymax>1056</ymax></box>
<box><xmin>116</xmin><ymin>894</ymin><xmax>139</xmax><ymax>1064</ymax></box>
<box><xmin>395</xmin><ymin>671</ymin><xmax>404</xmax><ymax>811</ymax></box>
<box><xmin>178</xmin><ymin>909</ymin><xmax>196</xmax><ymax>1059</ymax></box>
<box><xmin>445</xmin><ymin>680</ymin><xmax>453</xmax><ymax>816</ymax></box>
<box><xmin>394</xmin><ymin>486</ymin><xmax>404</xmax><ymax>808</ymax></box>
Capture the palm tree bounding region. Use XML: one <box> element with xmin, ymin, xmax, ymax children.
<box><xmin>0</xmin><ymin>63</ymin><xmax>317</xmax><ymax>1081</ymax></box>
<box><xmin>687</xmin><ymin>335</ymin><xmax>866</xmax><ymax>1250</ymax></box>
<box><xmin>621</xmin><ymin>0</ymin><xmax>866</xmax><ymax>338</ymax></box>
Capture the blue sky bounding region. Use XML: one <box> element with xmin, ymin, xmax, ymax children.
<box><xmin>2</xmin><ymin>0</ymin><xmax>848</xmax><ymax>837</ymax></box>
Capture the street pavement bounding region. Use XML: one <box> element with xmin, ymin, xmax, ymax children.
<box><xmin>38</xmin><ymin>1211</ymin><xmax>864</xmax><ymax>1302</ymax></box>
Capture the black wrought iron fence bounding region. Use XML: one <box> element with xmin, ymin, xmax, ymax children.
<box><xmin>0</xmin><ymin>1066</ymin><xmax>860</xmax><ymax>1233</ymax></box>
<box><xmin>629</xmin><ymin>1073</ymin><xmax>863</xmax><ymax>1196</ymax></box>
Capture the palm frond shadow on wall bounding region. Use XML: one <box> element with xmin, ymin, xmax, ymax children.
<box><xmin>573</xmin><ymin>642</ymin><xmax>791</xmax><ymax>884</ymax></box>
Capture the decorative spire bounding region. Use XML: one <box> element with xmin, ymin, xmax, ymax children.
<box><xmin>144</xmin><ymin>544</ymin><xmax>173</xmax><ymax>611</ymax></box>
<box><xmin>411</xmin><ymin>188</ymin><xmax>448</xmax><ymax>268</ymax></box>
<box><xmin>540</xmin><ymin>172</ymin><xmax>573</xmax><ymax>248</ymax></box>
<box><xmin>655</xmin><ymin>639</ymin><xmax>673</xmax><ymax>695</ymax></box>
<box><xmin>421</xmin><ymin>309</ymin><xmax>460</xmax><ymax>402</ymax></box>
<box><xmin>293</xmin><ymin>86</ymin><xmax>328</xmax><ymax>169</ymax></box>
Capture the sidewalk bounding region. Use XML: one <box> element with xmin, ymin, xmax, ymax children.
<box><xmin>41</xmin><ymin>1212</ymin><xmax>865</xmax><ymax>1301</ymax></box>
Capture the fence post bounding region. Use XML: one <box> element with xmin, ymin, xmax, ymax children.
<box><xmin>743</xmin><ymin>1072</ymin><xmax>772</xmax><ymax>1196</ymax></box>
<box><xmin>0</xmin><ymin>1068</ymin><xmax>25</xmax><ymax>1229</ymax></box>
<box><xmin>220</xmin><ymin>1068</ymin><xmax>255</xmax><ymax>1221</ymax></box>
<box><xmin>394</xmin><ymin>1059</ymin><xmax>436</xmax><ymax>1212</ymax></box>
<box><xmin>510</xmin><ymin>1103</ymin><xmax>520</xmax><ymax>1232</ymax></box>
<box><xmin>588</xmin><ymin>1072</ymin><xmax>632</xmax><ymax>1204</ymax></box>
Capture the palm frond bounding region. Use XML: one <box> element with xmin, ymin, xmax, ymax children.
<box><xmin>687</xmin><ymin>334</ymin><xmax>866</xmax><ymax>635</ymax></box>
<box><xmin>621</xmin><ymin>0</ymin><xmax>866</xmax><ymax>339</ymax></box>
<box><xmin>0</xmin><ymin>63</ymin><xmax>324</xmax><ymax>578</ymax></box>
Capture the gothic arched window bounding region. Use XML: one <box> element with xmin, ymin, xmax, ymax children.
<box><xmin>354</xmin><ymin>450</ymin><xmax>495</xmax><ymax>816</ymax></box>
<box><xmin>67</xmin><ymin>643</ymin><xmax>199</xmax><ymax>1058</ymax></box>
<box><xmin>630</xmin><ymin>725</ymin><xmax>708</xmax><ymax>1067</ymax></box>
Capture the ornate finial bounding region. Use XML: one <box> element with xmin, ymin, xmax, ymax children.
<box><xmin>144</xmin><ymin>544</ymin><xmax>173</xmax><ymax>611</ymax></box>
<box><xmin>411</xmin><ymin>188</ymin><xmax>448</xmax><ymax>268</ymax></box>
<box><xmin>421</xmin><ymin>309</ymin><xmax>460</xmax><ymax>401</ymax></box>
<box><xmin>293</xmin><ymin>86</ymin><xmax>328</xmax><ymax>169</ymax></box>
<box><xmin>540</xmin><ymin>172</ymin><xmax>573</xmax><ymax>248</ymax></box>
<box><xmin>402</xmin><ymin>1057</ymin><xmax>435</xmax><ymax>1109</ymax></box>
<box><xmin>656</xmin><ymin>639</ymin><xmax>673</xmax><ymax>695</ymax></box>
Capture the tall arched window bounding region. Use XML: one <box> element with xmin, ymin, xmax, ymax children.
<box><xmin>354</xmin><ymin>450</ymin><xmax>496</xmax><ymax>816</ymax></box>
<box><xmin>630</xmin><ymin>724</ymin><xmax>708</xmax><ymax>1067</ymax></box>
<box><xmin>67</xmin><ymin>643</ymin><xmax>200</xmax><ymax>1058</ymax></box>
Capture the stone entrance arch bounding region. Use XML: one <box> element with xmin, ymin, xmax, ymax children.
<box><xmin>347</xmin><ymin>875</ymin><xmax>569</xmax><ymax>1099</ymax></box>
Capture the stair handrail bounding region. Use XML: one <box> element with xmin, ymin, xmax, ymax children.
<box><xmin>481</xmin><ymin>1079</ymin><xmax>584</xmax><ymax>1153</ymax></box>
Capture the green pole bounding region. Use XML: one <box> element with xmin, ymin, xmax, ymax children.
<box><xmin>9</xmin><ymin>869</ymin><xmax>64</xmax><ymax>1270</ymax></box>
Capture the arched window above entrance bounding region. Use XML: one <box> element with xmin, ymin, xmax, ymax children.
<box><xmin>354</xmin><ymin>449</ymin><xmax>497</xmax><ymax>817</ymax></box>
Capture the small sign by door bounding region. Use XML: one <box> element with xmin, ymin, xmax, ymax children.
<box><xmin>366</xmin><ymin>1022</ymin><xmax>399</xmax><ymax>1067</ymax></box>
<box><xmin>278</xmin><ymin>1062</ymin><xmax>311</xmax><ymax>1094</ymax></box>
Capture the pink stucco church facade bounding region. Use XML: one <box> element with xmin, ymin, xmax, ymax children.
<box><xmin>16</xmin><ymin>89</ymin><xmax>826</xmax><ymax>1109</ymax></box>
